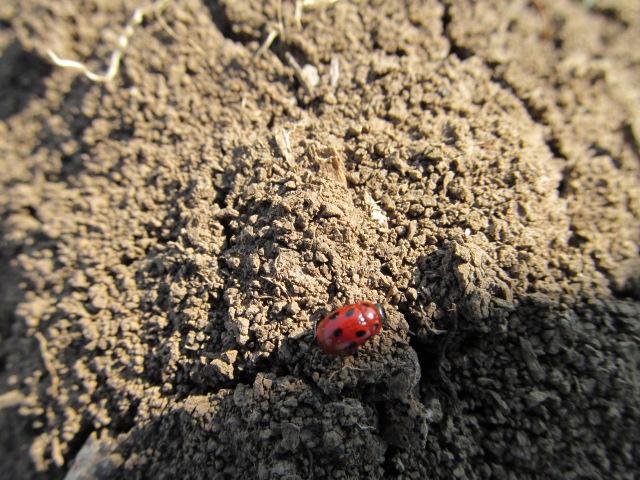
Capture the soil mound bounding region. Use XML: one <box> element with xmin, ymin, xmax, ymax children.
<box><xmin>1</xmin><ymin>1</ymin><xmax>638</xmax><ymax>479</ymax></box>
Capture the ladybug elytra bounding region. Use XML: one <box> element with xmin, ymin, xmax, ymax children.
<box><xmin>316</xmin><ymin>302</ymin><xmax>386</xmax><ymax>355</ymax></box>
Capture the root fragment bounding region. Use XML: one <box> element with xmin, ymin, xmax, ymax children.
<box><xmin>47</xmin><ymin>0</ymin><xmax>169</xmax><ymax>83</ymax></box>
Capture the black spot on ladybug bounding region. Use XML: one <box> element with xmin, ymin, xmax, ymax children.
<box><xmin>348</xmin><ymin>342</ymin><xmax>358</xmax><ymax>350</ymax></box>
<box><xmin>330</xmin><ymin>312</ymin><xmax>340</xmax><ymax>320</ymax></box>
<box><xmin>356</xmin><ymin>330</ymin><xmax>366</xmax><ymax>337</ymax></box>
<box><xmin>333</xmin><ymin>328</ymin><xmax>343</xmax><ymax>337</ymax></box>
<box><xmin>374</xmin><ymin>323</ymin><xmax>379</xmax><ymax>329</ymax></box>
<box><xmin>345</xmin><ymin>308</ymin><xmax>355</xmax><ymax>317</ymax></box>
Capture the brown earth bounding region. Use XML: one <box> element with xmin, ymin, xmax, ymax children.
<box><xmin>0</xmin><ymin>0</ymin><xmax>639</xmax><ymax>479</ymax></box>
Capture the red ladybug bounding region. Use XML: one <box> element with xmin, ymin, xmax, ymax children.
<box><xmin>316</xmin><ymin>302</ymin><xmax>386</xmax><ymax>355</ymax></box>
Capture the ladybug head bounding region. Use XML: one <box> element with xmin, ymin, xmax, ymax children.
<box><xmin>376</xmin><ymin>303</ymin><xmax>387</xmax><ymax>326</ymax></box>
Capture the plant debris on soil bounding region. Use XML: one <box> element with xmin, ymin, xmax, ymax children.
<box><xmin>0</xmin><ymin>0</ymin><xmax>639</xmax><ymax>479</ymax></box>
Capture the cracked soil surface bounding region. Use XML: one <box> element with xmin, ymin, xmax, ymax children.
<box><xmin>0</xmin><ymin>1</ymin><xmax>639</xmax><ymax>479</ymax></box>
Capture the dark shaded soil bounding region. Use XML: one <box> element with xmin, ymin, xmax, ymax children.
<box><xmin>1</xmin><ymin>1</ymin><xmax>639</xmax><ymax>479</ymax></box>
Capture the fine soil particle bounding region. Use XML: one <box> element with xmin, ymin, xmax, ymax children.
<box><xmin>0</xmin><ymin>0</ymin><xmax>639</xmax><ymax>479</ymax></box>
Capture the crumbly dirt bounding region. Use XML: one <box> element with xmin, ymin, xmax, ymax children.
<box><xmin>0</xmin><ymin>0</ymin><xmax>639</xmax><ymax>479</ymax></box>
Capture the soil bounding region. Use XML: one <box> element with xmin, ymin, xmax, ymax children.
<box><xmin>1</xmin><ymin>0</ymin><xmax>639</xmax><ymax>479</ymax></box>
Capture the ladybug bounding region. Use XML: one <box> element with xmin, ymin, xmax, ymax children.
<box><xmin>316</xmin><ymin>302</ymin><xmax>386</xmax><ymax>355</ymax></box>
